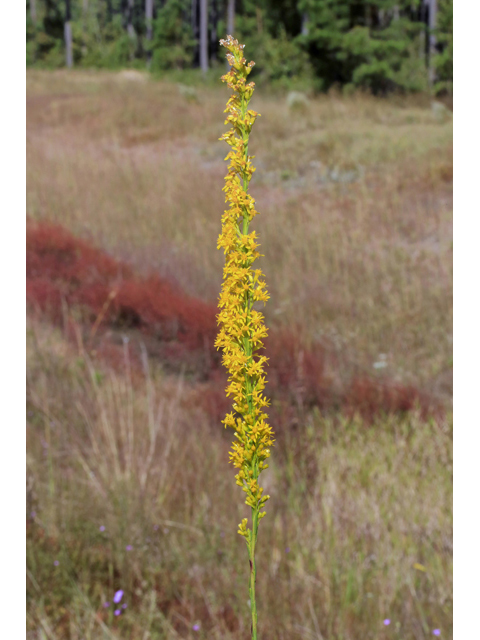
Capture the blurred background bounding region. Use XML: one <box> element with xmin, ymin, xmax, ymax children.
<box><xmin>26</xmin><ymin>0</ymin><xmax>452</xmax><ymax>97</ymax></box>
<box><xmin>26</xmin><ymin>2</ymin><xmax>452</xmax><ymax>639</ymax></box>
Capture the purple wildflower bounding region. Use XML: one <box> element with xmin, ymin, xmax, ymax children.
<box><xmin>114</xmin><ymin>609</ymin><xmax>121</xmax><ymax>616</ymax></box>
<box><xmin>285</xmin><ymin>547</ymin><xmax>290</xmax><ymax>553</ymax></box>
<box><xmin>153</xmin><ymin>525</ymin><xmax>159</xmax><ymax>531</ymax></box>
<box><xmin>54</xmin><ymin>560</ymin><xmax>59</xmax><ymax>566</ymax></box>
<box><xmin>192</xmin><ymin>624</ymin><xmax>201</xmax><ymax>631</ymax></box>
<box><xmin>383</xmin><ymin>619</ymin><xmax>391</xmax><ymax>626</ymax></box>
<box><xmin>126</xmin><ymin>545</ymin><xmax>133</xmax><ymax>551</ymax></box>
<box><xmin>122</xmin><ymin>603</ymin><xmax>127</xmax><ymax>609</ymax></box>
<box><xmin>113</xmin><ymin>590</ymin><xmax>124</xmax><ymax>604</ymax></box>
<box><xmin>432</xmin><ymin>631</ymin><xmax>440</xmax><ymax>637</ymax></box>
<box><xmin>99</xmin><ymin>525</ymin><xmax>105</xmax><ymax>532</ymax></box>
<box><xmin>103</xmin><ymin>602</ymin><xmax>110</xmax><ymax>608</ymax></box>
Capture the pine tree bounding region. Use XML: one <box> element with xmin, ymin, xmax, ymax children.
<box><xmin>65</xmin><ymin>0</ymin><xmax>73</xmax><ymax>67</ymax></box>
<box><xmin>297</xmin><ymin>0</ymin><xmax>428</xmax><ymax>93</ymax></box>
<box><xmin>151</xmin><ymin>0</ymin><xmax>195</xmax><ymax>70</ymax></box>
<box><xmin>199</xmin><ymin>0</ymin><xmax>208</xmax><ymax>72</ymax></box>
<box><xmin>433</xmin><ymin>0</ymin><xmax>452</xmax><ymax>94</ymax></box>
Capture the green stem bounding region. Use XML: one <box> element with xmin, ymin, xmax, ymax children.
<box><xmin>249</xmin><ymin>507</ymin><xmax>259</xmax><ymax>639</ymax></box>
<box><xmin>239</xmin><ymin>89</ymin><xmax>255</xmax><ymax>416</ymax></box>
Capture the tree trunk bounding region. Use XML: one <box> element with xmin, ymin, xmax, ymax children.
<box><xmin>65</xmin><ymin>0</ymin><xmax>73</xmax><ymax>68</ymax></box>
<box><xmin>145</xmin><ymin>0</ymin><xmax>153</xmax><ymax>63</ymax></box>
<box><xmin>428</xmin><ymin>0</ymin><xmax>437</xmax><ymax>86</ymax></box>
<box><xmin>301</xmin><ymin>12</ymin><xmax>309</xmax><ymax>36</ymax></box>
<box><xmin>210</xmin><ymin>0</ymin><xmax>217</xmax><ymax>64</ymax></box>
<box><xmin>192</xmin><ymin>0</ymin><xmax>199</xmax><ymax>67</ymax></box>
<box><xmin>82</xmin><ymin>0</ymin><xmax>88</xmax><ymax>57</ymax></box>
<box><xmin>127</xmin><ymin>0</ymin><xmax>136</xmax><ymax>40</ymax></box>
<box><xmin>378</xmin><ymin>9</ymin><xmax>385</xmax><ymax>28</ymax></box>
<box><xmin>145</xmin><ymin>0</ymin><xmax>153</xmax><ymax>40</ymax></box>
<box><xmin>227</xmin><ymin>0</ymin><xmax>235</xmax><ymax>36</ymax></box>
<box><xmin>30</xmin><ymin>0</ymin><xmax>37</xmax><ymax>25</ymax></box>
<box><xmin>200</xmin><ymin>0</ymin><xmax>208</xmax><ymax>73</ymax></box>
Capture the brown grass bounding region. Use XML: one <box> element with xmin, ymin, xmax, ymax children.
<box><xmin>26</xmin><ymin>69</ymin><xmax>452</xmax><ymax>639</ymax></box>
<box><xmin>26</xmin><ymin>69</ymin><xmax>452</xmax><ymax>402</ymax></box>
<box><xmin>27</xmin><ymin>317</ymin><xmax>452</xmax><ymax>639</ymax></box>
<box><xmin>27</xmin><ymin>220</ymin><xmax>440</xmax><ymax>422</ymax></box>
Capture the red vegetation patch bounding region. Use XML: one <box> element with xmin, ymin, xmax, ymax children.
<box><xmin>27</xmin><ymin>221</ymin><xmax>441</xmax><ymax>422</ymax></box>
<box><xmin>344</xmin><ymin>376</ymin><xmax>434</xmax><ymax>422</ymax></box>
<box><xmin>27</xmin><ymin>221</ymin><xmax>218</xmax><ymax>353</ymax></box>
<box><xmin>263</xmin><ymin>325</ymin><xmax>334</xmax><ymax>411</ymax></box>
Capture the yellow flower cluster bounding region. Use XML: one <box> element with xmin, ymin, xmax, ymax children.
<box><xmin>215</xmin><ymin>35</ymin><xmax>275</xmax><ymax>529</ymax></box>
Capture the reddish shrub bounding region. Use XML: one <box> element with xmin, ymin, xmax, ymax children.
<box><xmin>26</xmin><ymin>221</ymin><xmax>220</xmax><ymax>364</ymax></box>
<box><xmin>26</xmin><ymin>278</ymin><xmax>65</xmax><ymax>321</ymax></box>
<box><xmin>110</xmin><ymin>276</ymin><xmax>219</xmax><ymax>353</ymax></box>
<box><xmin>191</xmin><ymin>377</ymin><xmax>231</xmax><ymax>427</ymax></box>
<box><xmin>263</xmin><ymin>323</ymin><xmax>334</xmax><ymax>412</ymax></box>
<box><xmin>344</xmin><ymin>376</ymin><xmax>433</xmax><ymax>421</ymax></box>
<box><xmin>27</xmin><ymin>221</ymin><xmax>128</xmax><ymax>285</ymax></box>
<box><xmin>26</xmin><ymin>220</ymin><xmax>441</xmax><ymax>422</ymax></box>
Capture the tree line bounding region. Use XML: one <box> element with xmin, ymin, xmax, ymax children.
<box><xmin>26</xmin><ymin>0</ymin><xmax>452</xmax><ymax>94</ymax></box>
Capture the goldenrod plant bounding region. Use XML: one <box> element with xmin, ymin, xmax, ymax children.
<box><xmin>215</xmin><ymin>35</ymin><xmax>275</xmax><ymax>639</ymax></box>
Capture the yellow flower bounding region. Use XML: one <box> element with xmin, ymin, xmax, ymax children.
<box><xmin>216</xmin><ymin>36</ymin><xmax>274</xmax><ymax>529</ymax></box>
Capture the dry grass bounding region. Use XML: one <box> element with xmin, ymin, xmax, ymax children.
<box><xmin>27</xmin><ymin>317</ymin><xmax>452</xmax><ymax>639</ymax></box>
<box><xmin>26</xmin><ymin>69</ymin><xmax>452</xmax><ymax>397</ymax></box>
<box><xmin>26</xmin><ymin>69</ymin><xmax>452</xmax><ymax>639</ymax></box>
<box><xmin>26</xmin><ymin>219</ymin><xmax>439</xmax><ymax>423</ymax></box>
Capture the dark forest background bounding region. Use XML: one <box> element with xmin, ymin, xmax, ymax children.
<box><xmin>26</xmin><ymin>0</ymin><xmax>453</xmax><ymax>95</ymax></box>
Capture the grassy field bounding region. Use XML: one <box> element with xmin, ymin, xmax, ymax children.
<box><xmin>26</xmin><ymin>69</ymin><xmax>452</xmax><ymax>639</ymax></box>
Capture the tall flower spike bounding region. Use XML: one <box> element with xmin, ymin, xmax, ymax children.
<box><xmin>216</xmin><ymin>37</ymin><xmax>274</xmax><ymax>640</ymax></box>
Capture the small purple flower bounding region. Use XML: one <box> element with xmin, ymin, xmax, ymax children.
<box><xmin>126</xmin><ymin>545</ymin><xmax>133</xmax><ymax>551</ymax></box>
<box><xmin>113</xmin><ymin>590</ymin><xmax>124</xmax><ymax>604</ymax></box>
<box><xmin>432</xmin><ymin>631</ymin><xmax>440</xmax><ymax>637</ymax></box>
<box><xmin>122</xmin><ymin>603</ymin><xmax>127</xmax><ymax>609</ymax></box>
<box><xmin>192</xmin><ymin>624</ymin><xmax>201</xmax><ymax>631</ymax></box>
<box><xmin>103</xmin><ymin>602</ymin><xmax>110</xmax><ymax>608</ymax></box>
<box><xmin>285</xmin><ymin>547</ymin><xmax>290</xmax><ymax>553</ymax></box>
<box><xmin>153</xmin><ymin>525</ymin><xmax>159</xmax><ymax>531</ymax></box>
<box><xmin>383</xmin><ymin>619</ymin><xmax>391</xmax><ymax>626</ymax></box>
<box><xmin>99</xmin><ymin>525</ymin><xmax>105</xmax><ymax>532</ymax></box>
<box><xmin>54</xmin><ymin>560</ymin><xmax>59</xmax><ymax>566</ymax></box>
<box><xmin>114</xmin><ymin>609</ymin><xmax>121</xmax><ymax>616</ymax></box>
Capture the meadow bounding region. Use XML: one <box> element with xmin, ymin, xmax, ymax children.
<box><xmin>26</xmin><ymin>68</ymin><xmax>452</xmax><ymax>639</ymax></box>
